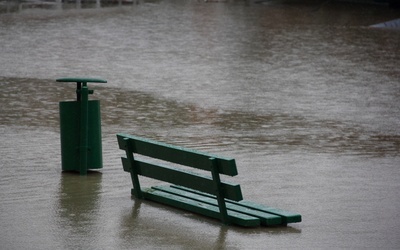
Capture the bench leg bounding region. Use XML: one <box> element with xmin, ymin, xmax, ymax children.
<box><xmin>124</xmin><ymin>138</ymin><xmax>143</xmax><ymax>199</ymax></box>
<box><xmin>210</xmin><ymin>158</ymin><xmax>230</xmax><ymax>225</ymax></box>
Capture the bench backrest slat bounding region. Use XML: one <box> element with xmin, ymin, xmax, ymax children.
<box><xmin>121</xmin><ymin>157</ymin><xmax>243</xmax><ymax>201</ymax></box>
<box><xmin>117</xmin><ymin>133</ymin><xmax>238</xmax><ymax>176</ymax></box>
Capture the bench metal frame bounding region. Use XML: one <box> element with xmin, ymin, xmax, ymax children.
<box><xmin>117</xmin><ymin>133</ymin><xmax>301</xmax><ymax>227</ymax></box>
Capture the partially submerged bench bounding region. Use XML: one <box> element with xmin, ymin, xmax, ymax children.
<box><xmin>117</xmin><ymin>133</ymin><xmax>301</xmax><ymax>227</ymax></box>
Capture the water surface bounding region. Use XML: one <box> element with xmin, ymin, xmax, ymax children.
<box><xmin>1</xmin><ymin>1</ymin><xmax>400</xmax><ymax>249</ymax></box>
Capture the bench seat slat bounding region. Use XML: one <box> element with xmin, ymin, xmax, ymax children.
<box><xmin>231</xmin><ymin>200</ymin><xmax>302</xmax><ymax>224</ymax></box>
<box><xmin>121</xmin><ymin>157</ymin><xmax>243</xmax><ymax>201</ymax></box>
<box><xmin>153</xmin><ymin>185</ymin><xmax>283</xmax><ymax>226</ymax></box>
<box><xmin>140</xmin><ymin>187</ymin><xmax>260</xmax><ymax>227</ymax></box>
<box><xmin>117</xmin><ymin>133</ymin><xmax>238</xmax><ymax>176</ymax></box>
<box><xmin>172</xmin><ymin>185</ymin><xmax>302</xmax><ymax>224</ymax></box>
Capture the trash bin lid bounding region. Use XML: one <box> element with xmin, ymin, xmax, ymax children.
<box><xmin>56</xmin><ymin>78</ymin><xmax>107</xmax><ymax>83</ymax></box>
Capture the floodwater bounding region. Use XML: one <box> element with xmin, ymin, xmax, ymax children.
<box><xmin>1</xmin><ymin>0</ymin><xmax>400</xmax><ymax>249</ymax></box>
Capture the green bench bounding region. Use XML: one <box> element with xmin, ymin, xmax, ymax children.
<box><xmin>117</xmin><ymin>133</ymin><xmax>301</xmax><ymax>227</ymax></box>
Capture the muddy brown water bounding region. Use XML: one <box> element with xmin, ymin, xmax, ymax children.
<box><xmin>1</xmin><ymin>1</ymin><xmax>399</xmax><ymax>249</ymax></box>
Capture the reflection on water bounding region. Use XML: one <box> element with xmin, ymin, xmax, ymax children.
<box><xmin>56</xmin><ymin>172</ymin><xmax>103</xmax><ymax>249</ymax></box>
<box><xmin>117</xmin><ymin>200</ymin><xmax>232</xmax><ymax>249</ymax></box>
<box><xmin>117</xmin><ymin>196</ymin><xmax>301</xmax><ymax>249</ymax></box>
<box><xmin>1</xmin><ymin>1</ymin><xmax>400</xmax><ymax>249</ymax></box>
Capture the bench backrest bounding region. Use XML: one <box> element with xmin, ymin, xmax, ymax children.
<box><xmin>117</xmin><ymin>133</ymin><xmax>243</xmax><ymax>202</ymax></box>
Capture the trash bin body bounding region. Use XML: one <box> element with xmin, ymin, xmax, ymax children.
<box><xmin>59</xmin><ymin>100</ymin><xmax>102</xmax><ymax>171</ymax></box>
<box><xmin>57</xmin><ymin>77</ymin><xmax>106</xmax><ymax>175</ymax></box>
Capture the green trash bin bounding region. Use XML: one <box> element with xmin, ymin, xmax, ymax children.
<box><xmin>57</xmin><ymin>77</ymin><xmax>107</xmax><ymax>175</ymax></box>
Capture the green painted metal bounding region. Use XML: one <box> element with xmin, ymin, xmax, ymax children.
<box><xmin>120</xmin><ymin>157</ymin><xmax>243</xmax><ymax>201</ymax></box>
<box><xmin>79</xmin><ymin>82</ymin><xmax>89</xmax><ymax>175</ymax></box>
<box><xmin>117</xmin><ymin>133</ymin><xmax>302</xmax><ymax>227</ymax></box>
<box><xmin>170</xmin><ymin>186</ymin><xmax>301</xmax><ymax>224</ymax></box>
<box><xmin>153</xmin><ymin>185</ymin><xmax>282</xmax><ymax>226</ymax></box>
<box><xmin>123</xmin><ymin>138</ymin><xmax>143</xmax><ymax>199</ymax></box>
<box><xmin>59</xmin><ymin>100</ymin><xmax>102</xmax><ymax>172</ymax></box>
<box><xmin>210</xmin><ymin>158</ymin><xmax>230</xmax><ymax>224</ymax></box>
<box><xmin>171</xmin><ymin>185</ymin><xmax>301</xmax><ymax>225</ymax></box>
<box><xmin>141</xmin><ymin>187</ymin><xmax>260</xmax><ymax>227</ymax></box>
<box><xmin>117</xmin><ymin>133</ymin><xmax>238</xmax><ymax>176</ymax></box>
<box><xmin>56</xmin><ymin>77</ymin><xmax>107</xmax><ymax>83</ymax></box>
<box><xmin>57</xmin><ymin>77</ymin><xmax>106</xmax><ymax>175</ymax></box>
<box><xmin>232</xmin><ymin>200</ymin><xmax>302</xmax><ymax>224</ymax></box>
